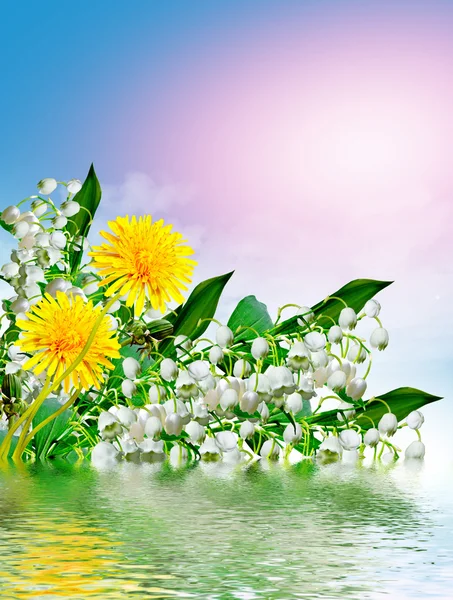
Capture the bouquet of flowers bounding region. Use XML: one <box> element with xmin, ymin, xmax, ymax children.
<box><xmin>0</xmin><ymin>166</ymin><xmax>442</xmax><ymax>466</ymax></box>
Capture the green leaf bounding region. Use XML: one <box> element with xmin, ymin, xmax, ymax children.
<box><xmin>0</xmin><ymin>218</ymin><xmax>13</xmax><ymax>234</ymax></box>
<box><xmin>160</xmin><ymin>271</ymin><xmax>234</xmax><ymax>356</ymax></box>
<box><xmin>0</xmin><ymin>430</ymin><xmax>18</xmax><ymax>458</ymax></box>
<box><xmin>308</xmin><ymin>387</ymin><xmax>442</xmax><ymax>429</ymax></box>
<box><xmin>227</xmin><ymin>295</ymin><xmax>273</xmax><ymax>341</ymax></box>
<box><xmin>65</xmin><ymin>164</ymin><xmax>102</xmax><ymax>273</ymax></box>
<box><xmin>32</xmin><ymin>397</ymin><xmax>73</xmax><ymax>458</ymax></box>
<box><xmin>270</xmin><ymin>278</ymin><xmax>393</xmax><ymax>336</ymax></box>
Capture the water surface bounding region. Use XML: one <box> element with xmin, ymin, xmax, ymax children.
<box><xmin>0</xmin><ymin>459</ymin><xmax>452</xmax><ymax>599</ymax></box>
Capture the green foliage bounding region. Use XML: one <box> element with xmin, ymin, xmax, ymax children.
<box><xmin>227</xmin><ymin>295</ymin><xmax>273</xmax><ymax>341</ymax></box>
<box><xmin>32</xmin><ymin>398</ymin><xmax>72</xmax><ymax>459</ymax></box>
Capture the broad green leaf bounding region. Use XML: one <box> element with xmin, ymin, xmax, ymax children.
<box><xmin>32</xmin><ymin>397</ymin><xmax>72</xmax><ymax>458</ymax></box>
<box><xmin>0</xmin><ymin>430</ymin><xmax>18</xmax><ymax>458</ymax></box>
<box><xmin>65</xmin><ymin>164</ymin><xmax>102</xmax><ymax>273</ymax></box>
<box><xmin>0</xmin><ymin>219</ymin><xmax>13</xmax><ymax>234</ymax></box>
<box><xmin>270</xmin><ymin>278</ymin><xmax>393</xmax><ymax>336</ymax></box>
<box><xmin>160</xmin><ymin>271</ymin><xmax>234</xmax><ymax>356</ymax></box>
<box><xmin>227</xmin><ymin>295</ymin><xmax>273</xmax><ymax>341</ymax></box>
<box><xmin>308</xmin><ymin>387</ymin><xmax>442</xmax><ymax>429</ymax></box>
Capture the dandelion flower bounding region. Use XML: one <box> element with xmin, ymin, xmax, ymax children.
<box><xmin>89</xmin><ymin>215</ymin><xmax>196</xmax><ymax>314</ymax></box>
<box><xmin>16</xmin><ymin>292</ymin><xmax>120</xmax><ymax>392</ymax></box>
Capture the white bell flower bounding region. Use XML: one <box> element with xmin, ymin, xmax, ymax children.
<box><xmin>127</xmin><ymin>421</ymin><xmax>145</xmax><ymax>442</ymax></box>
<box><xmin>405</xmin><ymin>440</ymin><xmax>425</xmax><ymax>460</ymax></box>
<box><xmin>266</xmin><ymin>365</ymin><xmax>297</xmax><ymax>397</ymax></box>
<box><xmin>247</xmin><ymin>373</ymin><xmax>272</xmax><ymax>403</ymax></box>
<box><xmin>296</xmin><ymin>305</ymin><xmax>315</xmax><ymax>324</ymax></box>
<box><xmin>216</xmin><ymin>325</ymin><xmax>234</xmax><ymax>348</ymax></box>
<box><xmin>37</xmin><ymin>178</ymin><xmax>57</xmax><ymax>195</ymax></box>
<box><xmin>5</xmin><ymin>361</ymin><xmax>23</xmax><ymax>375</ymax></box>
<box><xmin>202</xmin><ymin>389</ymin><xmax>220</xmax><ymax>411</ymax></box>
<box><xmin>91</xmin><ymin>441</ymin><xmax>120</xmax><ymax>466</ymax></box>
<box><xmin>7</xmin><ymin>345</ymin><xmax>26</xmax><ymax>363</ymax></box>
<box><xmin>139</xmin><ymin>439</ymin><xmax>165</xmax><ymax>461</ymax></box>
<box><xmin>165</xmin><ymin>413</ymin><xmax>183</xmax><ymax>436</ymax></box>
<box><xmin>188</xmin><ymin>360</ymin><xmax>211</xmax><ymax>381</ymax></box>
<box><xmin>347</xmin><ymin>344</ymin><xmax>367</xmax><ymax>364</ymax></box>
<box><xmin>251</xmin><ymin>337</ymin><xmax>269</xmax><ymax>360</ymax></box>
<box><xmin>66</xmin><ymin>286</ymin><xmax>87</xmax><ymax>301</ymax></box>
<box><xmin>313</xmin><ymin>367</ymin><xmax>329</xmax><ymax>387</ymax></box>
<box><xmin>163</xmin><ymin>399</ymin><xmax>190</xmax><ymax>422</ymax></box>
<box><xmin>298</xmin><ymin>375</ymin><xmax>316</xmax><ymax>400</ymax></box>
<box><xmin>50</xmin><ymin>231</ymin><xmax>67</xmax><ymax>249</ymax></box>
<box><xmin>122</xmin><ymin>356</ymin><xmax>141</xmax><ymax>380</ymax></box>
<box><xmin>35</xmin><ymin>232</ymin><xmax>50</xmax><ymax>247</ymax></box>
<box><xmin>14</xmin><ymin>220</ymin><xmax>30</xmax><ymax>239</ymax></box>
<box><xmin>220</xmin><ymin>388</ymin><xmax>239</xmax><ymax>410</ymax></box>
<box><xmin>286</xmin><ymin>341</ymin><xmax>310</xmax><ymax>371</ymax></box>
<box><xmin>67</xmin><ymin>178</ymin><xmax>82</xmax><ymax>194</ymax></box>
<box><xmin>209</xmin><ymin>345</ymin><xmax>224</xmax><ymax>365</ymax></box>
<box><xmin>148</xmin><ymin>385</ymin><xmax>167</xmax><ymax>404</ymax></box>
<box><xmin>144</xmin><ymin>416</ymin><xmax>163</xmax><ymax>439</ymax></box>
<box><xmin>106</xmin><ymin>299</ymin><xmax>121</xmax><ymax>313</ymax></box>
<box><xmin>198</xmin><ymin>373</ymin><xmax>216</xmax><ymax>395</ymax></box>
<box><xmin>260</xmin><ymin>439</ymin><xmax>280</xmax><ymax>460</ymax></box>
<box><xmin>240</xmin><ymin>390</ymin><xmax>261</xmax><ymax>414</ymax></box>
<box><xmin>121</xmin><ymin>379</ymin><xmax>137</xmax><ymax>399</ymax></box>
<box><xmin>257</xmin><ymin>401</ymin><xmax>270</xmax><ymax>423</ymax></box>
<box><xmin>174</xmin><ymin>334</ymin><xmax>192</xmax><ymax>356</ymax></box>
<box><xmin>327</xmin><ymin>370</ymin><xmax>347</xmax><ymax>392</ymax></box>
<box><xmin>311</xmin><ymin>350</ymin><xmax>329</xmax><ymax>369</ymax></box>
<box><xmin>160</xmin><ymin>357</ymin><xmax>178</xmax><ymax>382</ymax></box>
<box><xmin>339</xmin><ymin>307</ymin><xmax>357</xmax><ymax>330</ymax></box>
<box><xmin>378</xmin><ymin>413</ymin><xmax>398</xmax><ymax>436</ymax></box>
<box><xmin>169</xmin><ymin>443</ymin><xmax>188</xmax><ymax>464</ymax></box>
<box><xmin>199</xmin><ymin>437</ymin><xmax>222</xmax><ymax>460</ymax></box>
<box><xmin>239</xmin><ymin>420</ymin><xmax>255</xmax><ymax>440</ymax></box>
<box><xmin>36</xmin><ymin>247</ymin><xmax>62</xmax><ymax>268</ymax></box>
<box><xmin>98</xmin><ymin>411</ymin><xmax>123</xmax><ymax>440</ymax></box>
<box><xmin>10</xmin><ymin>297</ymin><xmax>30</xmax><ymax>314</ymax></box>
<box><xmin>328</xmin><ymin>325</ymin><xmax>343</xmax><ymax>344</ymax></box>
<box><xmin>215</xmin><ymin>430</ymin><xmax>238</xmax><ymax>452</ymax></box>
<box><xmin>304</xmin><ymin>331</ymin><xmax>326</xmax><ymax>352</ymax></box>
<box><xmin>406</xmin><ymin>410</ymin><xmax>424</xmax><ymax>430</ymax></box>
<box><xmin>52</xmin><ymin>215</ymin><xmax>68</xmax><ymax>229</ymax></box>
<box><xmin>175</xmin><ymin>371</ymin><xmax>199</xmax><ymax>399</ymax></box>
<box><xmin>31</xmin><ymin>199</ymin><xmax>48</xmax><ymax>217</ymax></box>
<box><xmin>346</xmin><ymin>377</ymin><xmax>367</xmax><ymax>400</ymax></box>
<box><xmin>364</xmin><ymin>428</ymin><xmax>380</xmax><ymax>447</ymax></box>
<box><xmin>364</xmin><ymin>299</ymin><xmax>381</xmax><ymax>318</ymax></box>
<box><xmin>82</xmin><ymin>275</ymin><xmax>99</xmax><ymax>296</ymax></box>
<box><xmin>116</xmin><ymin>405</ymin><xmax>137</xmax><ymax>427</ymax></box>
<box><xmin>318</xmin><ymin>436</ymin><xmax>343</xmax><ymax>461</ymax></box>
<box><xmin>370</xmin><ymin>327</ymin><xmax>389</xmax><ymax>351</ymax></box>
<box><xmin>233</xmin><ymin>359</ymin><xmax>251</xmax><ymax>378</ymax></box>
<box><xmin>1</xmin><ymin>205</ymin><xmax>20</xmax><ymax>224</ymax></box>
<box><xmin>339</xmin><ymin>429</ymin><xmax>361</xmax><ymax>450</ymax></box>
<box><xmin>191</xmin><ymin>402</ymin><xmax>211</xmax><ymax>425</ymax></box>
<box><xmin>283</xmin><ymin>423</ymin><xmax>302</xmax><ymax>445</ymax></box>
<box><xmin>1</xmin><ymin>262</ymin><xmax>19</xmax><ymax>279</ymax></box>
<box><xmin>185</xmin><ymin>420</ymin><xmax>206</xmax><ymax>444</ymax></box>
<box><xmin>60</xmin><ymin>200</ymin><xmax>80</xmax><ymax>217</ymax></box>
<box><xmin>285</xmin><ymin>392</ymin><xmax>303</xmax><ymax>415</ymax></box>
<box><xmin>336</xmin><ymin>401</ymin><xmax>356</xmax><ymax>422</ymax></box>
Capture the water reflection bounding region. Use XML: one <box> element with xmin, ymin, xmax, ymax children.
<box><xmin>0</xmin><ymin>460</ymin><xmax>451</xmax><ymax>599</ymax></box>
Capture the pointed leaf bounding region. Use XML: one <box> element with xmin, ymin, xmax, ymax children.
<box><xmin>32</xmin><ymin>397</ymin><xmax>72</xmax><ymax>458</ymax></box>
<box><xmin>227</xmin><ymin>295</ymin><xmax>273</xmax><ymax>341</ymax></box>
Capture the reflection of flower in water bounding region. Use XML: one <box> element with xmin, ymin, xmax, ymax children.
<box><xmin>0</xmin><ymin>513</ymin><xmax>176</xmax><ymax>598</ymax></box>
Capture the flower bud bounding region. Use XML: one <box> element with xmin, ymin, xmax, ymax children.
<box><xmin>240</xmin><ymin>390</ymin><xmax>261</xmax><ymax>415</ymax></box>
<box><xmin>10</xmin><ymin>297</ymin><xmax>30</xmax><ymax>314</ymax></box>
<box><xmin>14</xmin><ymin>221</ymin><xmax>30</xmax><ymax>239</ymax></box>
<box><xmin>50</xmin><ymin>231</ymin><xmax>67</xmax><ymax>249</ymax></box>
<box><xmin>364</xmin><ymin>428</ymin><xmax>380</xmax><ymax>447</ymax></box>
<box><xmin>285</xmin><ymin>392</ymin><xmax>303</xmax><ymax>415</ymax></box>
<box><xmin>378</xmin><ymin>413</ymin><xmax>398</xmax><ymax>436</ymax></box>
<box><xmin>145</xmin><ymin>416</ymin><xmax>163</xmax><ymax>439</ymax></box>
<box><xmin>251</xmin><ymin>337</ymin><xmax>269</xmax><ymax>360</ymax></box>
<box><xmin>311</xmin><ymin>350</ymin><xmax>329</xmax><ymax>369</ymax></box>
<box><xmin>31</xmin><ymin>200</ymin><xmax>48</xmax><ymax>217</ymax></box>
<box><xmin>257</xmin><ymin>401</ymin><xmax>270</xmax><ymax>423</ymax></box>
<box><xmin>52</xmin><ymin>215</ymin><xmax>68</xmax><ymax>229</ymax></box>
<box><xmin>346</xmin><ymin>377</ymin><xmax>367</xmax><ymax>400</ymax></box>
<box><xmin>260</xmin><ymin>439</ymin><xmax>280</xmax><ymax>459</ymax></box>
<box><xmin>370</xmin><ymin>327</ymin><xmax>389</xmax><ymax>351</ymax></box>
<box><xmin>216</xmin><ymin>325</ymin><xmax>234</xmax><ymax>348</ymax></box>
<box><xmin>364</xmin><ymin>299</ymin><xmax>381</xmax><ymax>318</ymax></box>
<box><xmin>1</xmin><ymin>374</ymin><xmax>22</xmax><ymax>401</ymax></box>
<box><xmin>45</xmin><ymin>278</ymin><xmax>71</xmax><ymax>297</ymax></box>
<box><xmin>339</xmin><ymin>429</ymin><xmax>361</xmax><ymax>450</ymax></box>
<box><xmin>165</xmin><ymin>412</ymin><xmax>183</xmax><ymax>436</ymax></box>
<box><xmin>67</xmin><ymin>178</ymin><xmax>82</xmax><ymax>194</ymax></box>
<box><xmin>405</xmin><ymin>440</ymin><xmax>425</xmax><ymax>460</ymax></box>
<box><xmin>1</xmin><ymin>205</ymin><xmax>20</xmax><ymax>224</ymax></box>
<box><xmin>121</xmin><ymin>379</ymin><xmax>137</xmax><ymax>399</ymax></box>
<box><xmin>160</xmin><ymin>358</ymin><xmax>178</xmax><ymax>382</ymax></box>
<box><xmin>148</xmin><ymin>385</ymin><xmax>167</xmax><ymax>404</ymax></box>
<box><xmin>336</xmin><ymin>401</ymin><xmax>355</xmax><ymax>422</ymax></box>
<box><xmin>406</xmin><ymin>410</ymin><xmax>424</xmax><ymax>430</ymax></box>
<box><xmin>239</xmin><ymin>420</ymin><xmax>255</xmax><ymax>440</ymax></box>
<box><xmin>185</xmin><ymin>420</ymin><xmax>206</xmax><ymax>444</ymax></box>
<box><xmin>304</xmin><ymin>331</ymin><xmax>326</xmax><ymax>352</ymax></box>
<box><xmin>220</xmin><ymin>388</ymin><xmax>239</xmax><ymax>410</ymax></box>
<box><xmin>209</xmin><ymin>345</ymin><xmax>224</xmax><ymax>365</ymax></box>
<box><xmin>60</xmin><ymin>200</ymin><xmax>80</xmax><ymax>217</ymax></box>
<box><xmin>174</xmin><ymin>334</ymin><xmax>192</xmax><ymax>356</ymax></box>
<box><xmin>122</xmin><ymin>356</ymin><xmax>141</xmax><ymax>380</ymax></box>
<box><xmin>283</xmin><ymin>422</ymin><xmax>302</xmax><ymax>445</ymax></box>
<box><xmin>327</xmin><ymin>370</ymin><xmax>347</xmax><ymax>392</ymax></box>
<box><xmin>328</xmin><ymin>325</ymin><xmax>343</xmax><ymax>344</ymax></box>
<box><xmin>339</xmin><ymin>307</ymin><xmax>357</xmax><ymax>330</ymax></box>
<box><xmin>347</xmin><ymin>344</ymin><xmax>367</xmax><ymax>364</ymax></box>
<box><xmin>233</xmin><ymin>359</ymin><xmax>251</xmax><ymax>378</ymax></box>
<box><xmin>37</xmin><ymin>178</ymin><xmax>57</xmax><ymax>195</ymax></box>
<box><xmin>296</xmin><ymin>306</ymin><xmax>315</xmax><ymax>324</ymax></box>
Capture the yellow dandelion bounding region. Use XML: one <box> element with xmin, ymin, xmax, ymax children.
<box><xmin>16</xmin><ymin>292</ymin><xmax>120</xmax><ymax>392</ymax></box>
<box><xmin>88</xmin><ymin>215</ymin><xmax>196</xmax><ymax>314</ymax></box>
